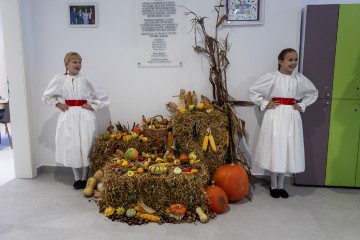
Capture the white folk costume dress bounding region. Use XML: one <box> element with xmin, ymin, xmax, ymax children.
<box><xmin>249</xmin><ymin>71</ymin><xmax>318</xmax><ymax>173</ymax></box>
<box><xmin>42</xmin><ymin>74</ymin><xmax>109</xmax><ymax>168</ymax></box>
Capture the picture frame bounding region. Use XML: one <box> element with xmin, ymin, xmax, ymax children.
<box><xmin>223</xmin><ymin>0</ymin><xmax>264</xmax><ymax>26</ymax></box>
<box><xmin>68</xmin><ymin>3</ymin><xmax>98</xmax><ymax>27</ymax></box>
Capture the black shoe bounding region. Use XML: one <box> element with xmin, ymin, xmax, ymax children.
<box><xmin>278</xmin><ymin>189</ymin><xmax>289</xmax><ymax>198</ymax></box>
<box><xmin>73</xmin><ymin>180</ymin><xmax>82</xmax><ymax>189</ymax></box>
<box><xmin>81</xmin><ymin>180</ymin><xmax>87</xmax><ymax>189</ymax></box>
<box><xmin>270</xmin><ymin>188</ymin><xmax>280</xmax><ymax>198</ymax></box>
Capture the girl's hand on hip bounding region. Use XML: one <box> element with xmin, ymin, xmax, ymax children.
<box><xmin>292</xmin><ymin>104</ymin><xmax>302</xmax><ymax>111</ymax></box>
<box><xmin>56</xmin><ymin>102</ymin><xmax>69</xmax><ymax>112</ymax></box>
<box><xmin>81</xmin><ymin>103</ymin><xmax>94</xmax><ymax>111</ymax></box>
<box><xmin>266</xmin><ymin>101</ymin><xmax>279</xmax><ymax>109</ymax></box>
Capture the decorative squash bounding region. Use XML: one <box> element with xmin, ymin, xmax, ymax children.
<box><xmin>124</xmin><ymin>148</ymin><xmax>139</xmax><ymax>160</ymax></box>
<box><xmin>205</xmin><ymin>183</ymin><xmax>228</xmax><ymax>213</ymax></box>
<box><xmin>213</xmin><ymin>163</ymin><xmax>249</xmax><ymax>202</ymax></box>
<box><xmin>126</xmin><ymin>208</ymin><xmax>137</xmax><ymax>218</ymax></box>
<box><xmin>104</xmin><ymin>206</ymin><xmax>115</xmax><ymax>217</ymax></box>
<box><xmin>149</xmin><ymin>164</ymin><xmax>167</xmax><ymax>175</ymax></box>
<box><xmin>116</xmin><ymin>207</ymin><xmax>126</xmax><ymax>216</ymax></box>
<box><xmin>195</xmin><ymin>207</ymin><xmax>209</xmax><ymax>223</ymax></box>
<box><xmin>136</xmin><ymin>212</ymin><xmax>161</xmax><ymax>222</ymax></box>
<box><xmin>82</xmin><ymin>177</ymin><xmax>97</xmax><ymax>197</ymax></box>
<box><xmin>169</xmin><ymin>203</ymin><xmax>187</xmax><ymax>220</ymax></box>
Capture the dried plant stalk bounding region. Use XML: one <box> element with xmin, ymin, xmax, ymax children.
<box><xmin>181</xmin><ymin>1</ymin><xmax>253</xmax><ymax>179</ymax></box>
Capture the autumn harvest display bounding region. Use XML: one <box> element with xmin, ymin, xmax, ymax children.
<box><xmin>83</xmin><ymin>1</ymin><xmax>252</xmax><ymax>225</ymax></box>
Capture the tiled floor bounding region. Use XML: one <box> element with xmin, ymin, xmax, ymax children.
<box><xmin>1</xmin><ymin>170</ymin><xmax>360</xmax><ymax>240</ymax></box>
<box><xmin>1</xmin><ymin>124</ymin><xmax>360</xmax><ymax>240</ymax></box>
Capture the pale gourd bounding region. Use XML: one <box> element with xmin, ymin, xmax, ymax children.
<box><xmin>195</xmin><ymin>207</ymin><xmax>209</xmax><ymax>223</ymax></box>
<box><xmin>82</xmin><ymin>177</ymin><xmax>97</xmax><ymax>197</ymax></box>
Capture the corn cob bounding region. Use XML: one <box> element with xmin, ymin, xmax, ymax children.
<box><xmin>225</xmin><ymin>129</ymin><xmax>230</xmax><ymax>148</ymax></box>
<box><xmin>209</xmin><ymin>134</ymin><xmax>217</xmax><ymax>152</ymax></box>
<box><xmin>202</xmin><ymin>135</ymin><xmax>209</xmax><ymax>151</ymax></box>
<box><xmin>186</xmin><ymin>91</ymin><xmax>192</xmax><ymax>108</ymax></box>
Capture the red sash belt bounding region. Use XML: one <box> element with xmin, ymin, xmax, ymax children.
<box><xmin>272</xmin><ymin>97</ymin><xmax>295</xmax><ymax>105</ymax></box>
<box><xmin>65</xmin><ymin>100</ymin><xmax>87</xmax><ymax>106</ymax></box>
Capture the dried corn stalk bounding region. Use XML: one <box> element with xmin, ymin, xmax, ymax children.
<box><xmin>181</xmin><ymin>1</ymin><xmax>253</xmax><ymax>178</ymax></box>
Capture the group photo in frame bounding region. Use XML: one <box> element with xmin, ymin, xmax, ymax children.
<box><xmin>224</xmin><ymin>0</ymin><xmax>263</xmax><ymax>26</ymax></box>
<box><xmin>68</xmin><ymin>3</ymin><xmax>98</xmax><ymax>27</ymax></box>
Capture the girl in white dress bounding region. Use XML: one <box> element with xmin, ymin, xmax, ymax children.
<box><xmin>249</xmin><ymin>48</ymin><xmax>318</xmax><ymax>198</ymax></box>
<box><xmin>42</xmin><ymin>52</ymin><xmax>109</xmax><ymax>189</ymax></box>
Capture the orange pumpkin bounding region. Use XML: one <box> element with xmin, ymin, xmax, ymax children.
<box><xmin>205</xmin><ymin>184</ymin><xmax>228</xmax><ymax>213</ymax></box>
<box><xmin>169</xmin><ymin>203</ymin><xmax>187</xmax><ymax>215</ymax></box>
<box><xmin>213</xmin><ymin>163</ymin><xmax>249</xmax><ymax>202</ymax></box>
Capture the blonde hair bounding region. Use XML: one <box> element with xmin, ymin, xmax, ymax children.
<box><xmin>64</xmin><ymin>52</ymin><xmax>82</xmax><ymax>74</ymax></box>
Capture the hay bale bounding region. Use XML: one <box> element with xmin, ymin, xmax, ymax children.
<box><xmin>102</xmin><ymin>162</ymin><xmax>209</xmax><ymax>211</ymax></box>
<box><xmin>90</xmin><ymin>137</ymin><xmax>152</xmax><ymax>174</ymax></box>
<box><xmin>172</xmin><ymin>109</ymin><xmax>227</xmax><ymax>178</ymax></box>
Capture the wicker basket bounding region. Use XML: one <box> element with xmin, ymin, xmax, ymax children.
<box><xmin>143</xmin><ymin>115</ymin><xmax>171</xmax><ymax>144</ymax></box>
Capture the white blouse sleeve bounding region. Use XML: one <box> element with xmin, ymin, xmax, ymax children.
<box><xmin>42</xmin><ymin>75</ymin><xmax>65</xmax><ymax>105</ymax></box>
<box><xmin>83</xmin><ymin>77</ymin><xmax>110</xmax><ymax>111</ymax></box>
<box><xmin>249</xmin><ymin>72</ymin><xmax>276</xmax><ymax>111</ymax></box>
<box><xmin>296</xmin><ymin>73</ymin><xmax>318</xmax><ymax>112</ymax></box>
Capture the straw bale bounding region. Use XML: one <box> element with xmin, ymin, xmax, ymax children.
<box><xmin>172</xmin><ymin>109</ymin><xmax>227</xmax><ymax>178</ymax></box>
<box><xmin>102</xmin><ymin>162</ymin><xmax>209</xmax><ymax>211</ymax></box>
<box><xmin>90</xmin><ymin>137</ymin><xmax>152</xmax><ymax>174</ymax></box>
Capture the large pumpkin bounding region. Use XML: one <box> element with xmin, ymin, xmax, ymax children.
<box><xmin>205</xmin><ymin>184</ymin><xmax>228</xmax><ymax>213</ymax></box>
<box><xmin>213</xmin><ymin>163</ymin><xmax>249</xmax><ymax>202</ymax></box>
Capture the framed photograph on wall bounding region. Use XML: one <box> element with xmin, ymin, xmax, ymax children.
<box><xmin>223</xmin><ymin>0</ymin><xmax>264</xmax><ymax>26</ymax></box>
<box><xmin>68</xmin><ymin>3</ymin><xmax>98</xmax><ymax>27</ymax></box>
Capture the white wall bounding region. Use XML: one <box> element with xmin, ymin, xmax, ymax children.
<box><xmin>0</xmin><ymin>3</ymin><xmax>8</xmax><ymax>99</ymax></box>
<box><xmin>3</xmin><ymin>0</ymin><xmax>360</xmax><ymax>177</ymax></box>
<box><xmin>29</xmin><ymin>0</ymin><xmax>305</xmax><ymax>175</ymax></box>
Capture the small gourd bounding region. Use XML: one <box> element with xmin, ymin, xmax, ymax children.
<box><xmin>104</xmin><ymin>206</ymin><xmax>115</xmax><ymax>217</ymax></box>
<box><xmin>116</xmin><ymin>207</ymin><xmax>126</xmax><ymax>216</ymax></box>
<box><xmin>97</xmin><ymin>182</ymin><xmax>104</xmax><ymax>191</ymax></box>
<box><xmin>126</xmin><ymin>208</ymin><xmax>137</xmax><ymax>218</ymax></box>
<box><xmin>173</xmin><ymin>167</ymin><xmax>182</xmax><ymax>175</ymax></box>
<box><xmin>169</xmin><ymin>203</ymin><xmax>187</xmax><ymax>220</ymax></box>
<box><xmin>82</xmin><ymin>177</ymin><xmax>97</xmax><ymax>197</ymax></box>
<box><xmin>149</xmin><ymin>164</ymin><xmax>167</xmax><ymax>175</ymax></box>
<box><xmin>195</xmin><ymin>207</ymin><xmax>209</xmax><ymax>223</ymax></box>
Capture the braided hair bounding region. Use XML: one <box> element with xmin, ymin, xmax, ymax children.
<box><xmin>64</xmin><ymin>52</ymin><xmax>82</xmax><ymax>75</ymax></box>
<box><xmin>278</xmin><ymin>48</ymin><xmax>296</xmax><ymax>70</ymax></box>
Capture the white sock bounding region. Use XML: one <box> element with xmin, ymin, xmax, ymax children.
<box><xmin>277</xmin><ymin>173</ymin><xmax>285</xmax><ymax>189</ymax></box>
<box><xmin>270</xmin><ymin>172</ymin><xmax>278</xmax><ymax>189</ymax></box>
<box><xmin>72</xmin><ymin>168</ymin><xmax>81</xmax><ymax>181</ymax></box>
<box><xmin>82</xmin><ymin>166</ymin><xmax>89</xmax><ymax>180</ymax></box>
